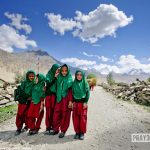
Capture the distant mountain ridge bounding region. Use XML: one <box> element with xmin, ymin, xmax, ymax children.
<box><xmin>0</xmin><ymin>49</ymin><xmax>149</xmax><ymax>83</ymax></box>
<box><xmin>0</xmin><ymin>49</ymin><xmax>60</xmax><ymax>82</ymax></box>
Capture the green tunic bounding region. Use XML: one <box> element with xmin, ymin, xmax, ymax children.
<box><xmin>45</xmin><ymin>64</ymin><xmax>60</xmax><ymax>95</ymax></box>
<box><xmin>56</xmin><ymin>64</ymin><xmax>73</xmax><ymax>103</ymax></box>
<box><xmin>32</xmin><ymin>74</ymin><xmax>46</xmax><ymax>104</ymax></box>
<box><xmin>72</xmin><ymin>70</ymin><xmax>90</xmax><ymax>103</ymax></box>
<box><xmin>19</xmin><ymin>70</ymin><xmax>36</xmax><ymax>104</ymax></box>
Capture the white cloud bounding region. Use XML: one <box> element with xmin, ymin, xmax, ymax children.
<box><xmin>0</xmin><ymin>12</ymin><xmax>37</xmax><ymax>52</ymax></box>
<box><xmin>61</xmin><ymin>55</ymin><xmax>150</xmax><ymax>75</ymax></box>
<box><xmin>92</xmin><ymin>44</ymin><xmax>100</xmax><ymax>47</ymax></box>
<box><xmin>45</xmin><ymin>4</ymin><xmax>133</xmax><ymax>43</ymax></box>
<box><xmin>83</xmin><ymin>52</ymin><xmax>110</xmax><ymax>62</ymax></box>
<box><xmin>92</xmin><ymin>55</ymin><xmax>150</xmax><ymax>74</ymax></box>
<box><xmin>45</xmin><ymin>13</ymin><xmax>77</xmax><ymax>35</ymax></box>
<box><xmin>99</xmin><ymin>56</ymin><xmax>109</xmax><ymax>62</ymax></box>
<box><xmin>61</xmin><ymin>57</ymin><xmax>96</xmax><ymax>67</ymax></box>
<box><xmin>0</xmin><ymin>24</ymin><xmax>37</xmax><ymax>52</ymax></box>
<box><xmin>5</xmin><ymin>12</ymin><xmax>32</xmax><ymax>34</ymax></box>
<box><xmin>93</xmin><ymin>64</ymin><xmax>120</xmax><ymax>74</ymax></box>
<box><xmin>73</xmin><ymin>4</ymin><xmax>133</xmax><ymax>43</ymax></box>
<box><xmin>116</xmin><ymin>55</ymin><xmax>150</xmax><ymax>74</ymax></box>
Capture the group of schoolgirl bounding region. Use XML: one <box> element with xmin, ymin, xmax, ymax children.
<box><xmin>15</xmin><ymin>64</ymin><xmax>90</xmax><ymax>140</ymax></box>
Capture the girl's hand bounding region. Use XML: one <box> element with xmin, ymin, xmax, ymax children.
<box><xmin>28</xmin><ymin>97</ymin><xmax>32</xmax><ymax>101</ymax></box>
<box><xmin>83</xmin><ymin>103</ymin><xmax>88</xmax><ymax>109</ymax></box>
<box><xmin>68</xmin><ymin>101</ymin><xmax>73</xmax><ymax>108</ymax></box>
<box><xmin>40</xmin><ymin>103</ymin><xmax>44</xmax><ymax>112</ymax></box>
<box><xmin>72</xmin><ymin>102</ymin><xmax>75</xmax><ymax>108</ymax></box>
<box><xmin>55</xmin><ymin>72</ymin><xmax>59</xmax><ymax>78</ymax></box>
<box><xmin>43</xmin><ymin>86</ymin><xmax>46</xmax><ymax>92</ymax></box>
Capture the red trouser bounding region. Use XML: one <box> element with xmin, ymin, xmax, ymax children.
<box><xmin>28</xmin><ymin>102</ymin><xmax>44</xmax><ymax>131</ymax></box>
<box><xmin>53</xmin><ymin>97</ymin><xmax>72</xmax><ymax>133</ymax></box>
<box><xmin>16</xmin><ymin>103</ymin><xmax>29</xmax><ymax>130</ymax></box>
<box><xmin>72</xmin><ymin>102</ymin><xmax>88</xmax><ymax>134</ymax></box>
<box><xmin>91</xmin><ymin>86</ymin><xmax>94</xmax><ymax>91</ymax></box>
<box><xmin>45</xmin><ymin>94</ymin><xmax>56</xmax><ymax>130</ymax></box>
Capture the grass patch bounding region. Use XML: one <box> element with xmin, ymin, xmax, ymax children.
<box><xmin>138</xmin><ymin>104</ymin><xmax>150</xmax><ymax>112</ymax></box>
<box><xmin>0</xmin><ymin>104</ymin><xmax>17</xmax><ymax>123</ymax></box>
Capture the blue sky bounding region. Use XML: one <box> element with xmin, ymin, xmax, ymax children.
<box><xmin>0</xmin><ymin>0</ymin><xmax>150</xmax><ymax>74</ymax></box>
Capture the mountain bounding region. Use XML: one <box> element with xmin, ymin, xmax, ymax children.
<box><xmin>0</xmin><ymin>49</ymin><xmax>60</xmax><ymax>82</ymax></box>
<box><xmin>126</xmin><ymin>68</ymin><xmax>148</xmax><ymax>76</ymax></box>
<box><xmin>98</xmin><ymin>72</ymin><xmax>150</xmax><ymax>84</ymax></box>
<box><xmin>1</xmin><ymin>49</ymin><xmax>150</xmax><ymax>83</ymax></box>
<box><xmin>86</xmin><ymin>69</ymin><xmax>150</xmax><ymax>84</ymax></box>
<box><xmin>0</xmin><ymin>49</ymin><xmax>81</xmax><ymax>82</ymax></box>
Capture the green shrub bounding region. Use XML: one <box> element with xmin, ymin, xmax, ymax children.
<box><xmin>0</xmin><ymin>105</ymin><xmax>17</xmax><ymax>123</ymax></box>
<box><xmin>107</xmin><ymin>72</ymin><xmax>115</xmax><ymax>86</ymax></box>
<box><xmin>15</xmin><ymin>72</ymin><xmax>26</xmax><ymax>84</ymax></box>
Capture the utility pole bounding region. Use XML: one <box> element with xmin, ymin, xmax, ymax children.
<box><xmin>37</xmin><ymin>57</ymin><xmax>39</xmax><ymax>74</ymax></box>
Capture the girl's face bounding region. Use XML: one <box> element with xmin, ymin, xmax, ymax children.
<box><xmin>28</xmin><ymin>73</ymin><xmax>35</xmax><ymax>81</ymax></box>
<box><xmin>76</xmin><ymin>72</ymin><xmax>82</xmax><ymax>81</ymax></box>
<box><xmin>61</xmin><ymin>66</ymin><xmax>68</xmax><ymax>76</ymax></box>
<box><xmin>36</xmin><ymin>76</ymin><xmax>39</xmax><ymax>84</ymax></box>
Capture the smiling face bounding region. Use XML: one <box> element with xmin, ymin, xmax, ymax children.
<box><xmin>28</xmin><ymin>73</ymin><xmax>35</xmax><ymax>81</ymax></box>
<box><xmin>76</xmin><ymin>71</ymin><xmax>82</xmax><ymax>81</ymax></box>
<box><xmin>61</xmin><ymin>66</ymin><xmax>68</xmax><ymax>76</ymax></box>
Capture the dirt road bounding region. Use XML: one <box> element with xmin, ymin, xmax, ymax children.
<box><xmin>0</xmin><ymin>86</ymin><xmax>150</xmax><ymax>150</ymax></box>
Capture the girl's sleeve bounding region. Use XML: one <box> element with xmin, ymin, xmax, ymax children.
<box><xmin>20</xmin><ymin>81</ymin><xmax>25</xmax><ymax>90</ymax></box>
<box><xmin>84</xmin><ymin>89</ymin><xmax>90</xmax><ymax>103</ymax></box>
<box><xmin>68</xmin><ymin>88</ymin><xmax>73</xmax><ymax>101</ymax></box>
<box><xmin>20</xmin><ymin>81</ymin><xmax>30</xmax><ymax>99</ymax></box>
<box><xmin>46</xmin><ymin>76</ymin><xmax>57</xmax><ymax>89</ymax></box>
<box><xmin>40</xmin><ymin>83</ymin><xmax>46</xmax><ymax>101</ymax></box>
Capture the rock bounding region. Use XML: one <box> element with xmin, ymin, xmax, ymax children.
<box><xmin>101</xmin><ymin>80</ymin><xmax>150</xmax><ymax>106</ymax></box>
<box><xmin>20</xmin><ymin>140</ymin><xmax>26</xmax><ymax>145</ymax></box>
<box><xmin>0</xmin><ymin>99</ymin><xmax>10</xmax><ymax>105</ymax></box>
<box><xmin>0</xmin><ymin>83</ymin><xmax>16</xmax><ymax>107</ymax></box>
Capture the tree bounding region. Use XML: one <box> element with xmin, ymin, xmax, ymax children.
<box><xmin>107</xmin><ymin>72</ymin><xmax>115</xmax><ymax>86</ymax></box>
<box><xmin>87</xmin><ymin>73</ymin><xmax>96</xmax><ymax>79</ymax></box>
<box><xmin>147</xmin><ymin>77</ymin><xmax>150</xmax><ymax>82</ymax></box>
<box><xmin>14</xmin><ymin>72</ymin><xmax>26</xmax><ymax>84</ymax></box>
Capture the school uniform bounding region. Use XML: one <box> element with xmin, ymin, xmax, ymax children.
<box><xmin>72</xmin><ymin>70</ymin><xmax>90</xmax><ymax>137</ymax></box>
<box><xmin>53</xmin><ymin>88</ymin><xmax>72</xmax><ymax>133</ymax></box>
<box><xmin>28</xmin><ymin>74</ymin><xmax>45</xmax><ymax>133</ymax></box>
<box><xmin>45</xmin><ymin>64</ymin><xmax>60</xmax><ymax>131</ymax></box>
<box><xmin>28</xmin><ymin>99</ymin><xmax>44</xmax><ymax>131</ymax></box>
<box><xmin>52</xmin><ymin>64</ymin><xmax>73</xmax><ymax>137</ymax></box>
<box><xmin>15</xmin><ymin>70</ymin><xmax>35</xmax><ymax>132</ymax></box>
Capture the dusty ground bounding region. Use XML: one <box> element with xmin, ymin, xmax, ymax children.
<box><xmin>0</xmin><ymin>86</ymin><xmax>150</xmax><ymax>150</ymax></box>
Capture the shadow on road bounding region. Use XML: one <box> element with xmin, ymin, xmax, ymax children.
<box><xmin>0</xmin><ymin>130</ymin><xmax>75</xmax><ymax>145</ymax></box>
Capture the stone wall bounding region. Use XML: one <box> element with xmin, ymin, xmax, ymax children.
<box><xmin>100</xmin><ymin>80</ymin><xmax>150</xmax><ymax>106</ymax></box>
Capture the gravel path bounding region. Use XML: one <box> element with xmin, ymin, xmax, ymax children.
<box><xmin>0</xmin><ymin>86</ymin><xmax>150</xmax><ymax>150</ymax></box>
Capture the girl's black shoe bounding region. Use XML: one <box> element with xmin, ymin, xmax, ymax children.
<box><xmin>27</xmin><ymin>130</ymin><xmax>35</xmax><ymax>136</ymax></box>
<box><xmin>44</xmin><ymin>129</ymin><xmax>50</xmax><ymax>135</ymax></box>
<box><xmin>21</xmin><ymin>126</ymin><xmax>28</xmax><ymax>132</ymax></box>
<box><xmin>49</xmin><ymin>130</ymin><xmax>59</xmax><ymax>135</ymax></box>
<box><xmin>74</xmin><ymin>133</ymin><xmax>80</xmax><ymax>139</ymax></box>
<box><xmin>15</xmin><ymin>129</ymin><xmax>21</xmax><ymax>136</ymax></box>
<box><xmin>59</xmin><ymin>132</ymin><xmax>65</xmax><ymax>138</ymax></box>
<box><xmin>79</xmin><ymin>133</ymin><xmax>84</xmax><ymax>140</ymax></box>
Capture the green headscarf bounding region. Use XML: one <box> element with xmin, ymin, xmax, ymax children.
<box><xmin>56</xmin><ymin>64</ymin><xmax>73</xmax><ymax>103</ymax></box>
<box><xmin>32</xmin><ymin>73</ymin><xmax>46</xmax><ymax>104</ymax></box>
<box><xmin>72</xmin><ymin>70</ymin><xmax>89</xmax><ymax>99</ymax></box>
<box><xmin>46</xmin><ymin>64</ymin><xmax>60</xmax><ymax>94</ymax></box>
<box><xmin>20</xmin><ymin>70</ymin><xmax>36</xmax><ymax>96</ymax></box>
